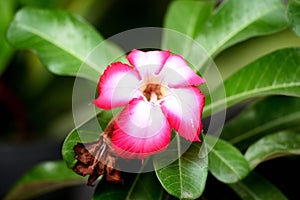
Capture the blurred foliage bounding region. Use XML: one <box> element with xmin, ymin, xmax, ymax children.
<box><xmin>0</xmin><ymin>0</ymin><xmax>170</xmax><ymax>140</ymax></box>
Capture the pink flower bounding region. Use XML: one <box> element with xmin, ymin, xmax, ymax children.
<box><xmin>94</xmin><ymin>49</ymin><xmax>205</xmax><ymax>159</ymax></box>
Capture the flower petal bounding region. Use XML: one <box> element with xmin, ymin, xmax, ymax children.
<box><xmin>159</xmin><ymin>54</ymin><xmax>205</xmax><ymax>87</ymax></box>
<box><xmin>112</xmin><ymin>98</ymin><xmax>171</xmax><ymax>159</ymax></box>
<box><xmin>161</xmin><ymin>87</ymin><xmax>205</xmax><ymax>142</ymax></box>
<box><xmin>127</xmin><ymin>49</ymin><xmax>170</xmax><ymax>80</ymax></box>
<box><xmin>94</xmin><ymin>62</ymin><xmax>141</xmax><ymax>109</ymax></box>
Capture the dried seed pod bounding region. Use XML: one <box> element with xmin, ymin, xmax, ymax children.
<box><xmin>72</xmin><ymin>120</ymin><xmax>123</xmax><ymax>186</ymax></box>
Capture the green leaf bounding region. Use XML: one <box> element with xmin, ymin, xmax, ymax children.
<box><xmin>0</xmin><ymin>0</ymin><xmax>15</xmax><ymax>75</ymax></box>
<box><xmin>221</xmin><ymin>96</ymin><xmax>300</xmax><ymax>148</ymax></box>
<box><xmin>288</xmin><ymin>0</ymin><xmax>300</xmax><ymax>37</ymax></box>
<box><xmin>230</xmin><ymin>172</ymin><xmax>288</xmax><ymax>200</ymax></box>
<box><xmin>205</xmin><ymin>135</ymin><xmax>250</xmax><ymax>183</ymax></box>
<box><xmin>162</xmin><ymin>0</ymin><xmax>214</xmax><ymax>56</ymax></box>
<box><xmin>62</xmin><ymin>110</ymin><xmax>113</xmax><ymax>168</ymax></box>
<box><xmin>215</xmin><ymin>29</ymin><xmax>300</xmax><ymax>81</ymax></box>
<box><xmin>245</xmin><ymin>131</ymin><xmax>300</xmax><ymax>170</ymax></box>
<box><xmin>163</xmin><ymin>0</ymin><xmax>214</xmax><ymax>38</ymax></box>
<box><xmin>153</xmin><ymin>135</ymin><xmax>208</xmax><ymax>199</ymax></box>
<box><xmin>4</xmin><ymin>161</ymin><xmax>86</xmax><ymax>200</ymax></box>
<box><xmin>203</xmin><ymin>48</ymin><xmax>300</xmax><ymax>117</ymax></box>
<box><xmin>7</xmin><ymin>7</ymin><xmax>122</xmax><ymax>82</ymax></box>
<box><xmin>125</xmin><ymin>172</ymin><xmax>167</xmax><ymax>200</ymax></box>
<box><xmin>93</xmin><ymin>172</ymin><xmax>167</xmax><ymax>200</ymax></box>
<box><xmin>196</xmin><ymin>0</ymin><xmax>288</xmax><ymax>57</ymax></box>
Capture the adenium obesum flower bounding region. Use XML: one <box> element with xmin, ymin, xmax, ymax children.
<box><xmin>94</xmin><ymin>49</ymin><xmax>205</xmax><ymax>159</ymax></box>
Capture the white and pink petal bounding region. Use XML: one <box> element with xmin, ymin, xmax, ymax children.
<box><xmin>161</xmin><ymin>86</ymin><xmax>205</xmax><ymax>142</ymax></box>
<box><xmin>112</xmin><ymin>98</ymin><xmax>171</xmax><ymax>159</ymax></box>
<box><xmin>94</xmin><ymin>62</ymin><xmax>141</xmax><ymax>109</ymax></box>
<box><xmin>127</xmin><ymin>49</ymin><xmax>170</xmax><ymax>80</ymax></box>
<box><xmin>159</xmin><ymin>54</ymin><xmax>205</xmax><ymax>87</ymax></box>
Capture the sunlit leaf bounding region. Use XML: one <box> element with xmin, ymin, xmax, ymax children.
<box><xmin>196</xmin><ymin>0</ymin><xmax>288</xmax><ymax>57</ymax></box>
<box><xmin>245</xmin><ymin>131</ymin><xmax>300</xmax><ymax>170</ymax></box>
<box><xmin>230</xmin><ymin>172</ymin><xmax>288</xmax><ymax>200</ymax></box>
<box><xmin>4</xmin><ymin>161</ymin><xmax>86</xmax><ymax>200</ymax></box>
<box><xmin>205</xmin><ymin>135</ymin><xmax>250</xmax><ymax>183</ymax></box>
<box><xmin>288</xmin><ymin>0</ymin><xmax>300</xmax><ymax>37</ymax></box>
<box><xmin>162</xmin><ymin>0</ymin><xmax>214</xmax><ymax>56</ymax></box>
<box><xmin>7</xmin><ymin>7</ymin><xmax>122</xmax><ymax>82</ymax></box>
<box><xmin>153</xmin><ymin>135</ymin><xmax>208</xmax><ymax>199</ymax></box>
<box><xmin>215</xmin><ymin>29</ymin><xmax>300</xmax><ymax>80</ymax></box>
<box><xmin>204</xmin><ymin>48</ymin><xmax>300</xmax><ymax>117</ymax></box>
<box><xmin>221</xmin><ymin>96</ymin><xmax>300</xmax><ymax>148</ymax></box>
<box><xmin>164</xmin><ymin>0</ymin><xmax>213</xmax><ymax>38</ymax></box>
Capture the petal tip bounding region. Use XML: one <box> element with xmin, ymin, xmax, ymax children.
<box><xmin>193</xmin><ymin>136</ymin><xmax>201</xmax><ymax>142</ymax></box>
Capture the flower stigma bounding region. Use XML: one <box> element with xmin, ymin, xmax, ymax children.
<box><xmin>141</xmin><ymin>82</ymin><xmax>168</xmax><ymax>104</ymax></box>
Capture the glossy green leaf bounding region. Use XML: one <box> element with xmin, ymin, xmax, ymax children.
<box><xmin>4</xmin><ymin>161</ymin><xmax>86</xmax><ymax>200</ymax></box>
<box><xmin>62</xmin><ymin>110</ymin><xmax>113</xmax><ymax>168</ymax></box>
<box><xmin>205</xmin><ymin>135</ymin><xmax>250</xmax><ymax>183</ymax></box>
<box><xmin>203</xmin><ymin>48</ymin><xmax>300</xmax><ymax>117</ymax></box>
<box><xmin>221</xmin><ymin>96</ymin><xmax>300</xmax><ymax>148</ymax></box>
<box><xmin>215</xmin><ymin>29</ymin><xmax>300</xmax><ymax>81</ymax></box>
<box><xmin>230</xmin><ymin>172</ymin><xmax>288</xmax><ymax>200</ymax></box>
<box><xmin>245</xmin><ymin>131</ymin><xmax>300</xmax><ymax>170</ymax></box>
<box><xmin>93</xmin><ymin>172</ymin><xmax>167</xmax><ymax>200</ymax></box>
<box><xmin>288</xmin><ymin>0</ymin><xmax>300</xmax><ymax>37</ymax></box>
<box><xmin>163</xmin><ymin>0</ymin><xmax>214</xmax><ymax>38</ymax></box>
<box><xmin>162</xmin><ymin>0</ymin><xmax>214</xmax><ymax>55</ymax></box>
<box><xmin>153</xmin><ymin>135</ymin><xmax>208</xmax><ymax>199</ymax></box>
<box><xmin>0</xmin><ymin>0</ymin><xmax>15</xmax><ymax>75</ymax></box>
<box><xmin>7</xmin><ymin>7</ymin><xmax>122</xmax><ymax>82</ymax></box>
<box><xmin>196</xmin><ymin>0</ymin><xmax>288</xmax><ymax>57</ymax></box>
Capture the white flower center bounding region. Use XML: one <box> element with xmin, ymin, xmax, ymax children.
<box><xmin>141</xmin><ymin>83</ymin><xmax>167</xmax><ymax>104</ymax></box>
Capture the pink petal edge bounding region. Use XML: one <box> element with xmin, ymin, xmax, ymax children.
<box><xmin>159</xmin><ymin>54</ymin><xmax>205</xmax><ymax>87</ymax></box>
<box><xmin>112</xmin><ymin>98</ymin><xmax>172</xmax><ymax>159</ymax></box>
<box><xmin>93</xmin><ymin>62</ymin><xmax>140</xmax><ymax>110</ymax></box>
<box><xmin>161</xmin><ymin>87</ymin><xmax>205</xmax><ymax>142</ymax></box>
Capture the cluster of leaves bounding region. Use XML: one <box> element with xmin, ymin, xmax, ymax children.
<box><xmin>4</xmin><ymin>0</ymin><xmax>300</xmax><ymax>199</ymax></box>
